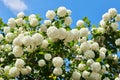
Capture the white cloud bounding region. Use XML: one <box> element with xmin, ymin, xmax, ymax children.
<box><xmin>2</xmin><ymin>0</ymin><xmax>27</xmax><ymax>12</ymax></box>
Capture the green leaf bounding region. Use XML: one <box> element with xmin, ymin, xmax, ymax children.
<box><xmin>82</xmin><ymin>17</ymin><xmax>91</xmax><ymax>27</ymax></box>
<box><xmin>92</xmin><ymin>25</ymin><xmax>96</xmax><ymax>28</ymax></box>
<box><xmin>38</xmin><ymin>52</ymin><xmax>44</xmax><ymax>55</ymax></box>
<box><xmin>96</xmin><ymin>57</ymin><xmax>102</xmax><ymax>62</ymax></box>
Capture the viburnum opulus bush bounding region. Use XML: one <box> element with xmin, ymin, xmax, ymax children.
<box><xmin>0</xmin><ymin>6</ymin><xmax>120</xmax><ymax>80</ymax></box>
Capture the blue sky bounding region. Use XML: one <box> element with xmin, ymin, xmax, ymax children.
<box><xmin>0</xmin><ymin>0</ymin><xmax>120</xmax><ymax>27</ymax></box>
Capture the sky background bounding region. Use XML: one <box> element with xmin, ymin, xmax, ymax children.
<box><xmin>0</xmin><ymin>0</ymin><xmax>120</xmax><ymax>27</ymax></box>
<box><xmin>0</xmin><ymin>0</ymin><xmax>120</xmax><ymax>56</ymax></box>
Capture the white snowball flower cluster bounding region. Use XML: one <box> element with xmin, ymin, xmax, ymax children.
<box><xmin>113</xmin><ymin>54</ymin><xmax>119</xmax><ymax>62</ymax></box>
<box><xmin>5</xmin><ymin>32</ymin><xmax>14</xmax><ymax>42</ymax></box>
<box><xmin>44</xmin><ymin>20</ymin><xmax>51</xmax><ymax>26</ymax></box>
<box><xmin>29</xmin><ymin>14</ymin><xmax>39</xmax><ymax>27</ymax></box>
<box><xmin>39</xmin><ymin>24</ymin><xmax>47</xmax><ymax>32</ymax></box>
<box><xmin>98</xmin><ymin>27</ymin><xmax>105</xmax><ymax>34</ymax></box>
<box><xmin>30</xmin><ymin>18</ymin><xmax>39</xmax><ymax>27</ymax></box>
<box><xmin>0</xmin><ymin>58</ymin><xmax>4</xmax><ymax>62</ymax></box>
<box><xmin>9</xmin><ymin>67</ymin><xmax>20</xmax><ymax>77</ymax></box>
<box><xmin>84</xmin><ymin>50</ymin><xmax>95</xmax><ymax>59</ymax></box>
<box><xmin>20</xmin><ymin>66</ymin><xmax>32</xmax><ymax>75</ymax></box>
<box><xmin>67</xmin><ymin>9</ymin><xmax>72</xmax><ymax>15</ymax></box>
<box><xmin>71</xmin><ymin>29</ymin><xmax>79</xmax><ymax>40</ymax></box>
<box><xmin>99</xmin><ymin>47</ymin><xmax>107</xmax><ymax>59</ymax></box>
<box><xmin>100</xmin><ymin>20</ymin><xmax>107</xmax><ymax>28</ymax></box>
<box><xmin>48</xmin><ymin>27</ymin><xmax>67</xmax><ymax>41</ymax></box>
<box><xmin>45</xmin><ymin>6</ymin><xmax>72</xmax><ymax>26</ymax></box>
<box><xmin>103</xmin><ymin>77</ymin><xmax>110</xmax><ymax>80</ymax></box>
<box><xmin>82</xmin><ymin>70</ymin><xmax>90</xmax><ymax>79</ymax></box>
<box><xmin>13</xmin><ymin>46</ymin><xmax>23</xmax><ymax>57</ymax></box>
<box><xmin>7</xmin><ymin>18</ymin><xmax>16</xmax><ymax>28</ymax></box>
<box><xmin>0</xmin><ymin>34</ymin><xmax>3</xmax><ymax>41</ymax></box>
<box><xmin>22</xmin><ymin>36</ymin><xmax>32</xmax><ymax>46</ymax></box>
<box><xmin>90</xmin><ymin>42</ymin><xmax>99</xmax><ymax>51</ymax></box>
<box><xmin>111</xmin><ymin>22</ymin><xmax>119</xmax><ymax>30</ymax></box>
<box><xmin>102</xmin><ymin>13</ymin><xmax>111</xmax><ymax>22</ymax></box>
<box><xmin>44</xmin><ymin>53</ymin><xmax>52</xmax><ymax>61</ymax></box>
<box><xmin>18</xmin><ymin>27</ymin><xmax>24</xmax><ymax>33</ymax></box>
<box><xmin>76</xmin><ymin>20</ymin><xmax>84</xmax><ymax>27</ymax></box>
<box><xmin>13</xmin><ymin>38</ymin><xmax>20</xmax><ymax>46</ymax></box>
<box><xmin>52</xmin><ymin>57</ymin><xmax>63</xmax><ymax>76</ymax></box>
<box><xmin>64</xmin><ymin>17</ymin><xmax>72</xmax><ymax>25</ymax></box>
<box><xmin>57</xmin><ymin>6</ymin><xmax>67</xmax><ymax>17</ymax></box>
<box><xmin>99</xmin><ymin>47</ymin><xmax>107</xmax><ymax>53</ymax></box>
<box><xmin>41</xmin><ymin>40</ymin><xmax>49</xmax><ymax>49</ymax></box>
<box><xmin>115</xmin><ymin>14</ymin><xmax>120</xmax><ymax>22</ymax></box>
<box><xmin>90</xmin><ymin>72</ymin><xmax>101</xmax><ymax>80</ymax></box>
<box><xmin>0</xmin><ymin>78</ymin><xmax>4</xmax><ymax>80</ymax></box>
<box><xmin>91</xmin><ymin>62</ymin><xmax>101</xmax><ymax>72</ymax></box>
<box><xmin>15</xmin><ymin>59</ymin><xmax>25</xmax><ymax>68</ymax></box>
<box><xmin>4</xmin><ymin>66</ymin><xmax>10</xmax><ymax>73</ymax></box>
<box><xmin>32</xmin><ymin>33</ymin><xmax>43</xmax><ymax>46</ymax></box>
<box><xmin>72</xmin><ymin>71</ymin><xmax>81</xmax><ymax>80</ymax></box>
<box><xmin>75</xmin><ymin>55</ymin><xmax>83</xmax><ymax>60</ymax></box>
<box><xmin>52</xmin><ymin>56</ymin><xmax>64</xmax><ymax>67</ymax></box>
<box><xmin>86</xmin><ymin>59</ymin><xmax>94</xmax><ymax>66</ymax></box>
<box><xmin>102</xmin><ymin>8</ymin><xmax>117</xmax><ymax>22</ymax></box>
<box><xmin>38</xmin><ymin>59</ymin><xmax>46</xmax><ymax>67</ymax></box>
<box><xmin>21</xmin><ymin>68</ymin><xmax>29</xmax><ymax>75</ymax></box>
<box><xmin>53</xmin><ymin>67</ymin><xmax>63</xmax><ymax>76</ymax></box>
<box><xmin>46</xmin><ymin>10</ymin><xmax>56</xmax><ymax>20</ymax></box>
<box><xmin>0</xmin><ymin>45</ymin><xmax>4</xmax><ymax>50</ymax></box>
<box><xmin>79</xmin><ymin>28</ymin><xmax>89</xmax><ymax>37</ymax></box>
<box><xmin>13</xmin><ymin>35</ymin><xmax>23</xmax><ymax>46</ymax></box>
<box><xmin>99</xmin><ymin>52</ymin><xmax>106</xmax><ymax>59</ymax></box>
<box><xmin>9</xmin><ymin>64</ymin><xmax>31</xmax><ymax>77</ymax></box>
<box><xmin>58</xmin><ymin>28</ymin><xmax>67</xmax><ymax>40</ymax></box>
<box><xmin>64</xmin><ymin>31</ymin><xmax>74</xmax><ymax>42</ymax></box>
<box><xmin>47</xmin><ymin>26</ymin><xmax>58</xmax><ymax>39</ymax></box>
<box><xmin>15</xmin><ymin>18</ymin><xmax>24</xmax><ymax>26</ymax></box>
<box><xmin>100</xmin><ymin>65</ymin><xmax>107</xmax><ymax>74</ymax></box>
<box><xmin>78</xmin><ymin>64</ymin><xmax>86</xmax><ymax>71</ymax></box>
<box><xmin>115</xmin><ymin>38</ymin><xmax>120</xmax><ymax>46</ymax></box>
<box><xmin>108</xmin><ymin>8</ymin><xmax>117</xmax><ymax>17</ymax></box>
<box><xmin>3</xmin><ymin>27</ymin><xmax>10</xmax><ymax>34</ymax></box>
<box><xmin>17</xmin><ymin>12</ymin><xmax>25</xmax><ymax>18</ymax></box>
<box><xmin>99</xmin><ymin>8</ymin><xmax>120</xmax><ymax>34</ymax></box>
<box><xmin>25</xmin><ymin>66</ymin><xmax>31</xmax><ymax>73</ymax></box>
<box><xmin>47</xmin><ymin>26</ymin><xmax>70</xmax><ymax>42</ymax></box>
<box><xmin>115</xmin><ymin>77</ymin><xmax>120</xmax><ymax>80</ymax></box>
<box><xmin>80</xmin><ymin>42</ymin><xmax>90</xmax><ymax>52</ymax></box>
<box><xmin>29</xmin><ymin>14</ymin><xmax>36</xmax><ymax>20</ymax></box>
<box><xmin>4</xmin><ymin>44</ymin><xmax>12</xmax><ymax>51</ymax></box>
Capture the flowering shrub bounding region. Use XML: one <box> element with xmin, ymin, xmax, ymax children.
<box><xmin>0</xmin><ymin>6</ymin><xmax>120</xmax><ymax>80</ymax></box>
